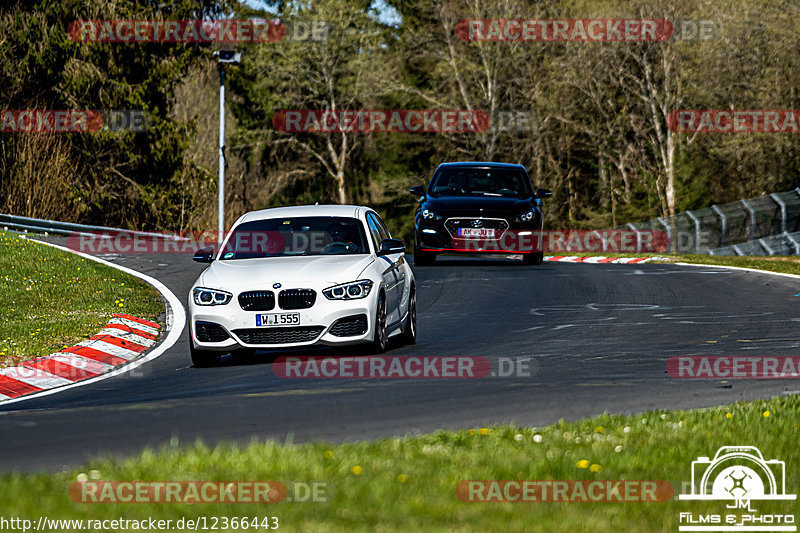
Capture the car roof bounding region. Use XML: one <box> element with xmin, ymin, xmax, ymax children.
<box><xmin>237</xmin><ymin>204</ymin><xmax>368</xmax><ymax>224</ymax></box>
<box><xmin>436</xmin><ymin>161</ymin><xmax>526</xmax><ymax>170</ymax></box>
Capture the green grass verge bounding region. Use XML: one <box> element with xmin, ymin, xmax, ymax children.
<box><xmin>0</xmin><ymin>397</ymin><xmax>796</xmax><ymax>532</ymax></box>
<box><xmin>0</xmin><ymin>232</ymin><xmax>164</xmax><ymax>366</ymax></box>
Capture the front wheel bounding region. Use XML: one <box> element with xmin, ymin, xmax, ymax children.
<box><xmin>369</xmin><ymin>293</ymin><xmax>388</xmax><ymax>353</ymax></box>
<box><xmin>414</xmin><ymin>245</ymin><xmax>436</xmax><ymax>266</ymax></box>
<box><xmin>399</xmin><ymin>289</ymin><xmax>416</xmax><ymax>344</ymax></box>
<box><xmin>522</xmin><ymin>252</ymin><xmax>544</xmax><ymax>266</ymax></box>
<box><xmin>190</xmin><ymin>344</ymin><xmax>220</xmax><ymax>367</ymax></box>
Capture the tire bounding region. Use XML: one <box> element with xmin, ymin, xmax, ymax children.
<box><xmin>399</xmin><ymin>288</ymin><xmax>417</xmax><ymax>345</ymax></box>
<box><xmin>190</xmin><ymin>344</ymin><xmax>220</xmax><ymax>367</ymax></box>
<box><xmin>370</xmin><ymin>292</ymin><xmax>388</xmax><ymax>353</ymax></box>
<box><xmin>522</xmin><ymin>251</ymin><xmax>544</xmax><ymax>266</ymax></box>
<box><xmin>414</xmin><ymin>245</ymin><xmax>436</xmax><ymax>266</ymax></box>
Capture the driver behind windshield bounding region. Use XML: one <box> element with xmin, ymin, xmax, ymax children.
<box><xmin>319</xmin><ymin>221</ymin><xmax>358</xmax><ymax>254</ymax></box>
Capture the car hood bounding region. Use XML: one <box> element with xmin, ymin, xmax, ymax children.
<box><xmin>197</xmin><ymin>255</ymin><xmax>375</xmax><ymax>290</ymax></box>
<box><xmin>425</xmin><ymin>196</ymin><xmax>532</xmax><ymax>217</ymax></box>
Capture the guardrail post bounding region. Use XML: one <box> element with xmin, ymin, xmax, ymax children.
<box><xmin>769</xmin><ymin>193</ymin><xmax>787</xmax><ymax>234</ymax></box>
<box><xmin>657</xmin><ymin>217</ymin><xmax>672</xmax><ymax>252</ymax></box>
<box><xmin>626</xmin><ymin>222</ymin><xmax>642</xmax><ymax>252</ymax></box>
<box><xmin>685</xmin><ymin>210</ymin><xmax>702</xmax><ymax>253</ymax></box>
<box><xmin>740</xmin><ymin>199</ymin><xmax>756</xmax><ymax>240</ymax></box>
<box><xmin>711</xmin><ymin>205</ymin><xmax>726</xmax><ymax>247</ymax></box>
<box><xmin>785</xmin><ymin>232</ymin><xmax>800</xmax><ymax>255</ymax></box>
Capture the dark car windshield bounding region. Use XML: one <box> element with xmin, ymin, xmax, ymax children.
<box><xmin>428</xmin><ymin>167</ymin><xmax>532</xmax><ymax>198</ymax></box>
<box><xmin>220</xmin><ymin>216</ymin><xmax>369</xmax><ymax>259</ymax></box>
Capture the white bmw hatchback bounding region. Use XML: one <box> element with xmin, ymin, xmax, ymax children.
<box><xmin>188</xmin><ymin>205</ymin><xmax>416</xmax><ymax>366</ymax></box>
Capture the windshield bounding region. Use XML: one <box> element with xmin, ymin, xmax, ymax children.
<box><xmin>428</xmin><ymin>167</ymin><xmax>532</xmax><ymax>198</ymax></box>
<box><xmin>220</xmin><ymin>216</ymin><xmax>370</xmax><ymax>259</ymax></box>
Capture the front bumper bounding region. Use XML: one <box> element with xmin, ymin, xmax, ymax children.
<box><xmin>415</xmin><ymin>219</ymin><xmax>541</xmax><ymax>254</ymax></box>
<box><xmin>189</xmin><ymin>290</ymin><xmax>378</xmax><ymax>351</ymax></box>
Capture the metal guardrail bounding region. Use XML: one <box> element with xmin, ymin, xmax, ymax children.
<box><xmin>0</xmin><ymin>214</ymin><xmax>187</xmax><ymax>241</ymax></box>
<box><xmin>622</xmin><ymin>188</ymin><xmax>800</xmax><ymax>255</ymax></box>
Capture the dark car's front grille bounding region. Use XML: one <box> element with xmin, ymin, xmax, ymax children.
<box><xmin>278</xmin><ymin>289</ymin><xmax>316</xmax><ymax>310</ymax></box>
<box><xmin>238</xmin><ymin>290</ymin><xmax>275</xmax><ymax>311</ymax></box>
<box><xmin>444</xmin><ymin>217</ymin><xmax>509</xmax><ymax>237</ymax></box>
<box><xmin>233</xmin><ymin>326</ymin><xmax>325</xmax><ymax>344</ymax></box>
<box><xmin>329</xmin><ymin>314</ymin><xmax>368</xmax><ymax>337</ymax></box>
<box><xmin>195</xmin><ymin>321</ymin><xmax>230</xmax><ymax>342</ymax></box>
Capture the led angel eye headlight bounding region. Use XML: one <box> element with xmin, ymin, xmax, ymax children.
<box><xmin>323</xmin><ymin>280</ymin><xmax>374</xmax><ymax>300</ymax></box>
<box><xmin>193</xmin><ymin>287</ymin><xmax>232</xmax><ymax>306</ymax></box>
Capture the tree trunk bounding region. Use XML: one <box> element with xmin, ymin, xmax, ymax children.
<box><xmin>665</xmin><ymin>133</ymin><xmax>676</xmax><ymax>218</ymax></box>
<box><xmin>336</xmin><ymin>171</ymin><xmax>346</xmax><ymax>204</ymax></box>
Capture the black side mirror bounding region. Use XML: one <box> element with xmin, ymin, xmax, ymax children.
<box><xmin>536</xmin><ymin>188</ymin><xmax>553</xmax><ymax>199</ymax></box>
<box><xmin>193</xmin><ymin>246</ymin><xmax>215</xmax><ymax>263</ymax></box>
<box><xmin>378</xmin><ymin>238</ymin><xmax>405</xmax><ymax>256</ymax></box>
<box><xmin>409</xmin><ymin>185</ymin><xmax>424</xmax><ymax>197</ymax></box>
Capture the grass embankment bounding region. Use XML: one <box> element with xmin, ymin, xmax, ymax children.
<box><xmin>0</xmin><ymin>397</ymin><xmax>796</xmax><ymax>532</ymax></box>
<box><xmin>0</xmin><ymin>232</ymin><xmax>164</xmax><ymax>367</ymax></box>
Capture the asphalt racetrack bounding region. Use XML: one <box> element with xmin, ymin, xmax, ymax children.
<box><xmin>1</xmin><ymin>241</ymin><xmax>799</xmax><ymax>471</ymax></box>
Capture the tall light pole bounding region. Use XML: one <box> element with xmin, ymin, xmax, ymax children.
<box><xmin>214</xmin><ymin>50</ymin><xmax>241</xmax><ymax>245</ymax></box>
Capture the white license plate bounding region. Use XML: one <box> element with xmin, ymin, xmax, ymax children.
<box><xmin>256</xmin><ymin>313</ymin><xmax>300</xmax><ymax>326</ymax></box>
<box><xmin>458</xmin><ymin>228</ymin><xmax>495</xmax><ymax>238</ymax></box>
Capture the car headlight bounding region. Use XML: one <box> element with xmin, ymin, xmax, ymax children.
<box><xmin>518</xmin><ymin>208</ymin><xmax>537</xmax><ymax>222</ymax></box>
<box><xmin>421</xmin><ymin>209</ymin><xmax>442</xmax><ymax>221</ymax></box>
<box><xmin>193</xmin><ymin>287</ymin><xmax>233</xmax><ymax>306</ymax></box>
<box><xmin>323</xmin><ymin>280</ymin><xmax>374</xmax><ymax>300</ymax></box>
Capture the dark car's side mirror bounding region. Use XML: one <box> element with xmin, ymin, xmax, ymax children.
<box><xmin>409</xmin><ymin>185</ymin><xmax>425</xmax><ymax>198</ymax></box>
<box><xmin>536</xmin><ymin>188</ymin><xmax>553</xmax><ymax>199</ymax></box>
<box><xmin>378</xmin><ymin>238</ymin><xmax>406</xmax><ymax>256</ymax></box>
<box><xmin>193</xmin><ymin>246</ymin><xmax>215</xmax><ymax>263</ymax></box>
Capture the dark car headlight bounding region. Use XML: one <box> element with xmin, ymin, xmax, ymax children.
<box><xmin>193</xmin><ymin>287</ymin><xmax>233</xmax><ymax>306</ymax></box>
<box><xmin>323</xmin><ymin>280</ymin><xmax>374</xmax><ymax>300</ymax></box>
<box><xmin>421</xmin><ymin>209</ymin><xmax>443</xmax><ymax>221</ymax></box>
<box><xmin>517</xmin><ymin>208</ymin><xmax>537</xmax><ymax>222</ymax></box>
